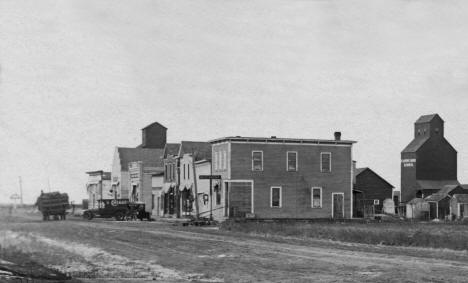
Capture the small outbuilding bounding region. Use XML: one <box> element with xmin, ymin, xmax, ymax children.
<box><xmin>406</xmin><ymin>198</ymin><xmax>429</xmax><ymax>219</ymax></box>
<box><xmin>353</xmin><ymin>165</ymin><xmax>394</xmax><ymax>217</ymax></box>
<box><xmin>424</xmin><ymin>185</ymin><xmax>467</xmax><ymax>220</ymax></box>
<box><xmin>450</xmin><ymin>194</ymin><xmax>468</xmax><ymax>220</ymax></box>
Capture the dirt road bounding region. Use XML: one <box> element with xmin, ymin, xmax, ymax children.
<box><xmin>2</xmin><ymin>214</ymin><xmax>468</xmax><ymax>282</ymax></box>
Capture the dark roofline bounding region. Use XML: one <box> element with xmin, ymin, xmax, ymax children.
<box><xmin>209</xmin><ymin>136</ymin><xmax>356</xmax><ymax>145</ymax></box>
<box><xmin>178</xmin><ymin>140</ymin><xmax>211</xmax><ymax>157</ymax></box>
<box><xmin>355</xmin><ymin>167</ymin><xmax>395</xmax><ymax>189</ymax></box>
<box><xmin>415</xmin><ymin>114</ymin><xmax>444</xmax><ymax>124</ymax></box>
<box><xmin>141</xmin><ymin>122</ymin><xmax>167</xmax><ymax>130</ymax></box>
<box><xmin>86</xmin><ymin>170</ymin><xmax>109</xmax><ymax>175</ymax></box>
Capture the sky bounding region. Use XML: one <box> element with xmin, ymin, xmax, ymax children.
<box><xmin>1</xmin><ymin>0</ymin><xmax>468</xmax><ymax>204</ymax></box>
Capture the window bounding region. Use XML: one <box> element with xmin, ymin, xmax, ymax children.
<box><xmin>287</xmin><ymin>151</ymin><xmax>297</xmax><ymax>171</ymax></box>
<box><xmin>321</xmin><ymin>152</ymin><xmax>331</xmax><ymax>172</ymax></box>
<box><xmin>311</xmin><ymin>187</ymin><xmax>322</xmax><ymax>208</ymax></box>
<box><xmin>252</xmin><ymin>151</ymin><xmax>263</xmax><ymax>171</ymax></box>
<box><xmin>220</xmin><ymin>151</ymin><xmax>224</xmax><ymax>170</ymax></box>
<box><xmin>187</xmin><ymin>164</ymin><xmax>190</xmax><ymax>179</ymax></box>
<box><xmin>270</xmin><ymin>187</ymin><xmax>282</xmax><ymax>208</ymax></box>
<box><xmin>213</xmin><ymin>152</ymin><xmax>218</xmax><ymax>170</ymax></box>
<box><xmin>223</xmin><ymin>151</ymin><xmax>227</xmax><ymax>170</ymax></box>
<box><xmin>183</xmin><ymin>164</ymin><xmax>186</xmax><ymax>179</ymax></box>
<box><xmin>374</xmin><ymin>199</ymin><xmax>380</xmax><ymax>205</ymax></box>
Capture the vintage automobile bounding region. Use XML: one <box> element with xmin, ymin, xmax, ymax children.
<box><xmin>83</xmin><ymin>199</ymin><xmax>150</xmax><ymax>221</ymax></box>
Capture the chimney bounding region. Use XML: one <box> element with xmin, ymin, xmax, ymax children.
<box><xmin>334</xmin><ymin>132</ymin><xmax>341</xmax><ymax>141</ymax></box>
<box><xmin>271</xmin><ymin>136</ymin><xmax>277</xmax><ymax>139</ymax></box>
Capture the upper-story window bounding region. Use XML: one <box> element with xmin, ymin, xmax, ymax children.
<box><xmin>213</xmin><ymin>152</ymin><xmax>218</xmax><ymax>171</ymax></box>
<box><xmin>187</xmin><ymin>163</ymin><xmax>190</xmax><ymax>179</ymax></box>
<box><xmin>320</xmin><ymin>152</ymin><xmax>331</xmax><ymax>172</ymax></box>
<box><xmin>223</xmin><ymin>151</ymin><xmax>227</xmax><ymax>170</ymax></box>
<box><xmin>287</xmin><ymin>151</ymin><xmax>297</xmax><ymax>171</ymax></box>
<box><xmin>220</xmin><ymin>151</ymin><xmax>224</xmax><ymax>171</ymax></box>
<box><xmin>252</xmin><ymin>151</ymin><xmax>263</xmax><ymax>171</ymax></box>
<box><xmin>183</xmin><ymin>164</ymin><xmax>186</xmax><ymax>180</ymax></box>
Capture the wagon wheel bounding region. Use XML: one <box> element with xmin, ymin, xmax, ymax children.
<box><xmin>114</xmin><ymin>211</ymin><xmax>124</xmax><ymax>221</ymax></box>
<box><xmin>84</xmin><ymin>211</ymin><xmax>93</xmax><ymax>220</ymax></box>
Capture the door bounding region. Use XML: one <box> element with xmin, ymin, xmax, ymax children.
<box><xmin>429</xmin><ymin>202</ymin><xmax>437</xmax><ymax>219</ymax></box>
<box><xmin>332</xmin><ymin>193</ymin><xmax>344</xmax><ymax>219</ymax></box>
<box><xmin>229</xmin><ymin>182</ymin><xmax>253</xmax><ymax>218</ymax></box>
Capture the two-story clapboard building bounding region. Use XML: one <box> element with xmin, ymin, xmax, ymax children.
<box><xmin>209</xmin><ymin>132</ymin><xmax>355</xmax><ymax>220</ymax></box>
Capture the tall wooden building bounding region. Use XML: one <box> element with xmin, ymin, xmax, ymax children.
<box><xmin>210</xmin><ymin>133</ymin><xmax>356</xmax><ymax>220</ymax></box>
<box><xmin>401</xmin><ymin>114</ymin><xmax>458</xmax><ymax>203</ymax></box>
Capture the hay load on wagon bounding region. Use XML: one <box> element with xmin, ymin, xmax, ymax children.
<box><xmin>35</xmin><ymin>191</ymin><xmax>70</xmax><ymax>221</ymax></box>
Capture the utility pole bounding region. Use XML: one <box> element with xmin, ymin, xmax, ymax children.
<box><xmin>192</xmin><ymin>152</ymin><xmax>199</xmax><ymax>220</ymax></box>
<box><xmin>18</xmin><ymin>176</ymin><xmax>23</xmax><ymax>206</ymax></box>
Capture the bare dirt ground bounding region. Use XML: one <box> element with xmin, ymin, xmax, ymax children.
<box><xmin>2</xmin><ymin>211</ymin><xmax>468</xmax><ymax>282</ymax></box>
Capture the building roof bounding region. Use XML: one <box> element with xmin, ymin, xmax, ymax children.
<box><xmin>416</xmin><ymin>180</ymin><xmax>460</xmax><ymax>190</ymax></box>
<box><xmin>407</xmin><ymin>198</ymin><xmax>425</xmax><ymax>204</ymax></box>
<box><xmin>354</xmin><ymin>167</ymin><xmax>395</xmax><ymax>188</ymax></box>
<box><xmin>179</xmin><ymin>141</ymin><xmax>212</xmax><ymax>161</ymax></box>
<box><xmin>401</xmin><ymin>136</ymin><xmax>430</xmax><ymax>153</ymax></box>
<box><xmin>452</xmin><ymin>194</ymin><xmax>468</xmax><ymax>203</ymax></box>
<box><xmin>163</xmin><ymin>143</ymin><xmax>180</xmax><ymax>158</ymax></box>
<box><xmin>437</xmin><ymin>185</ymin><xmax>463</xmax><ymax>195</ymax></box>
<box><xmin>425</xmin><ymin>194</ymin><xmax>449</xmax><ymax>202</ymax></box>
<box><xmin>209</xmin><ymin>136</ymin><xmax>356</xmax><ymax>145</ymax></box>
<box><xmin>415</xmin><ymin>114</ymin><xmax>443</xmax><ymax>124</ymax></box>
<box><xmin>141</xmin><ymin>122</ymin><xmax>167</xmax><ymax>130</ymax></box>
<box><xmin>117</xmin><ymin>147</ymin><xmax>164</xmax><ymax>171</ymax></box>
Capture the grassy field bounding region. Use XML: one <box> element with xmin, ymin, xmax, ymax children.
<box><xmin>221</xmin><ymin>219</ymin><xmax>468</xmax><ymax>250</ymax></box>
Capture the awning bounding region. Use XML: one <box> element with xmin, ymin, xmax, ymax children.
<box><xmin>162</xmin><ymin>182</ymin><xmax>176</xmax><ymax>193</ymax></box>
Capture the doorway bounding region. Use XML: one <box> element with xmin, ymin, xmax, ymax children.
<box><xmin>332</xmin><ymin>193</ymin><xmax>344</xmax><ymax>219</ymax></box>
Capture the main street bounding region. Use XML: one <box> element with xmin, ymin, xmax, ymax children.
<box><xmin>1</xmin><ymin>213</ymin><xmax>468</xmax><ymax>282</ymax></box>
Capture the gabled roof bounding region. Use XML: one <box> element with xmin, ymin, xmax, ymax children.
<box><xmin>415</xmin><ymin>114</ymin><xmax>443</xmax><ymax>124</ymax></box>
<box><xmin>179</xmin><ymin>141</ymin><xmax>212</xmax><ymax>161</ymax></box>
<box><xmin>163</xmin><ymin>143</ymin><xmax>180</xmax><ymax>158</ymax></box>
<box><xmin>117</xmin><ymin>147</ymin><xmax>164</xmax><ymax>171</ymax></box>
<box><xmin>142</xmin><ymin>122</ymin><xmax>167</xmax><ymax>130</ymax></box>
<box><xmin>437</xmin><ymin>185</ymin><xmax>463</xmax><ymax>195</ymax></box>
<box><xmin>402</xmin><ymin>136</ymin><xmax>430</xmax><ymax>153</ymax></box>
<box><xmin>407</xmin><ymin>198</ymin><xmax>425</xmax><ymax>204</ymax></box>
<box><xmin>354</xmin><ymin>167</ymin><xmax>394</xmax><ymax>188</ymax></box>
<box><xmin>416</xmin><ymin>180</ymin><xmax>460</xmax><ymax>190</ymax></box>
<box><xmin>425</xmin><ymin>194</ymin><xmax>448</xmax><ymax>202</ymax></box>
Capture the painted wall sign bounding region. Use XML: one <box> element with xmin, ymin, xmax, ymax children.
<box><xmin>402</xmin><ymin>158</ymin><xmax>416</xmax><ymax>167</ymax></box>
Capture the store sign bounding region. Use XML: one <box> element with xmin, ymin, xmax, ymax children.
<box><xmin>402</xmin><ymin>159</ymin><xmax>416</xmax><ymax>167</ymax></box>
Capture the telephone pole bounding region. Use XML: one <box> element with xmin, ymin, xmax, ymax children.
<box><xmin>18</xmin><ymin>176</ymin><xmax>23</xmax><ymax>206</ymax></box>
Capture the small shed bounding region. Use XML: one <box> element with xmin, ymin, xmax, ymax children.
<box><xmin>424</xmin><ymin>185</ymin><xmax>467</xmax><ymax>220</ymax></box>
<box><xmin>406</xmin><ymin>198</ymin><xmax>429</xmax><ymax>219</ymax></box>
<box><xmin>450</xmin><ymin>194</ymin><xmax>468</xmax><ymax>220</ymax></box>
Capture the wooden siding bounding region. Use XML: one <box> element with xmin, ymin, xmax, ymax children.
<box><xmin>401</xmin><ymin>152</ymin><xmax>418</xmax><ymax>203</ymax></box>
<box><xmin>229</xmin><ymin>143</ymin><xmax>352</xmax><ymax>219</ymax></box>
<box><xmin>354</xmin><ymin>169</ymin><xmax>393</xmax><ymax>212</ymax></box>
